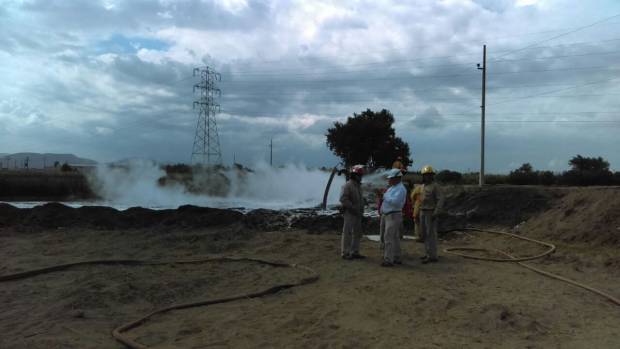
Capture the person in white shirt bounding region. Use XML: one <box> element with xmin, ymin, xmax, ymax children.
<box><xmin>380</xmin><ymin>169</ymin><xmax>407</xmax><ymax>267</ymax></box>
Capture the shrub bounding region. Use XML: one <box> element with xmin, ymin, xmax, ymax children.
<box><xmin>436</xmin><ymin>170</ymin><xmax>462</xmax><ymax>184</ymax></box>
<box><xmin>60</xmin><ymin>163</ymin><xmax>73</xmax><ymax>172</ymax></box>
<box><xmin>164</xmin><ymin>163</ymin><xmax>192</xmax><ymax>174</ymax></box>
<box><xmin>485</xmin><ymin>174</ymin><xmax>509</xmax><ymax>185</ymax></box>
<box><xmin>538</xmin><ymin>171</ymin><xmax>556</xmax><ymax>186</ymax></box>
<box><xmin>508</xmin><ymin>163</ymin><xmax>538</xmax><ymax>185</ymax></box>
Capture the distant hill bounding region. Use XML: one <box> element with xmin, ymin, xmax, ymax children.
<box><xmin>0</xmin><ymin>153</ymin><xmax>97</xmax><ymax>169</ymax></box>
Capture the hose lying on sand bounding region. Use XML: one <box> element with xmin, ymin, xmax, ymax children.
<box><xmin>0</xmin><ymin>257</ymin><xmax>319</xmax><ymax>349</ymax></box>
<box><xmin>443</xmin><ymin>228</ymin><xmax>620</xmax><ymax>306</ymax></box>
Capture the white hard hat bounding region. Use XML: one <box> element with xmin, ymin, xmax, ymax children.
<box><xmin>386</xmin><ymin>169</ymin><xmax>402</xmax><ymax>179</ymax></box>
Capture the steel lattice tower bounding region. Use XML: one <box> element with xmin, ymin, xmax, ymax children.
<box><xmin>191</xmin><ymin>67</ymin><xmax>222</xmax><ymax>166</ymax></box>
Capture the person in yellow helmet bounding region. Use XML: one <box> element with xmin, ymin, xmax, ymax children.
<box><xmin>419</xmin><ymin>165</ymin><xmax>443</xmax><ymax>264</ymax></box>
<box><xmin>410</xmin><ymin>183</ymin><xmax>424</xmax><ymax>243</ymax></box>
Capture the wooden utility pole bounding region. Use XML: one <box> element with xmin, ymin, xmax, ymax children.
<box><xmin>477</xmin><ymin>45</ymin><xmax>487</xmax><ymax>186</ymax></box>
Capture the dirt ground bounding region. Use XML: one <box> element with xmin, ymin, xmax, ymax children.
<box><xmin>1</xmin><ymin>221</ymin><xmax>619</xmax><ymax>348</ymax></box>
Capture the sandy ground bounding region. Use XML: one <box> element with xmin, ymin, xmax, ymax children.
<box><xmin>1</xmin><ymin>224</ymin><xmax>619</xmax><ymax>349</ymax></box>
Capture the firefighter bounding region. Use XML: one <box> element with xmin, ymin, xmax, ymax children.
<box><xmin>339</xmin><ymin>165</ymin><xmax>365</xmax><ymax>260</ymax></box>
<box><xmin>410</xmin><ymin>183</ymin><xmax>424</xmax><ymax>242</ymax></box>
<box><xmin>419</xmin><ymin>165</ymin><xmax>443</xmax><ymax>264</ymax></box>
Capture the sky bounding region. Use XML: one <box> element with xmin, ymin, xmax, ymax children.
<box><xmin>1</xmin><ymin>0</ymin><xmax>620</xmax><ymax>172</ymax></box>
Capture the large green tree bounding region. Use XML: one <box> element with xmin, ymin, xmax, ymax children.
<box><xmin>561</xmin><ymin>154</ymin><xmax>613</xmax><ymax>185</ymax></box>
<box><xmin>325</xmin><ymin>109</ymin><xmax>412</xmax><ymax>168</ymax></box>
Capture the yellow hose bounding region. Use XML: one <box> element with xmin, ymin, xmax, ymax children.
<box><xmin>443</xmin><ymin>228</ymin><xmax>620</xmax><ymax>306</ymax></box>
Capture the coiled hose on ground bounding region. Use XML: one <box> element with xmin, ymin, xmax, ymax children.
<box><xmin>0</xmin><ymin>257</ymin><xmax>319</xmax><ymax>349</ymax></box>
<box><xmin>2</xmin><ymin>230</ymin><xmax>618</xmax><ymax>348</ymax></box>
<box><xmin>443</xmin><ymin>228</ymin><xmax>620</xmax><ymax>306</ymax></box>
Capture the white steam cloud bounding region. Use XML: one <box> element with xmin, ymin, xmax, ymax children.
<box><xmin>88</xmin><ymin>160</ymin><xmax>345</xmax><ymax>210</ymax></box>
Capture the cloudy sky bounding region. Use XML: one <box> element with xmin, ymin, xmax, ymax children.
<box><xmin>2</xmin><ymin>0</ymin><xmax>620</xmax><ymax>172</ymax></box>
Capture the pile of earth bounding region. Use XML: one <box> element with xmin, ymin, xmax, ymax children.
<box><xmin>362</xmin><ymin>184</ymin><xmax>557</xmax><ymax>232</ymax></box>
<box><xmin>0</xmin><ymin>185</ymin><xmax>563</xmax><ymax>235</ymax></box>
<box><xmin>0</xmin><ymin>203</ymin><xmax>244</xmax><ymax>231</ymax></box>
<box><xmin>521</xmin><ymin>186</ymin><xmax>620</xmax><ymax>246</ymax></box>
<box><xmin>439</xmin><ymin>185</ymin><xmax>557</xmax><ymax>227</ymax></box>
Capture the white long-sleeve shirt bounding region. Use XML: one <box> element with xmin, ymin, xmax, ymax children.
<box><xmin>381</xmin><ymin>182</ymin><xmax>406</xmax><ymax>214</ymax></box>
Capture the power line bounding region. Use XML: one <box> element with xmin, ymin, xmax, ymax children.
<box><xmin>218</xmin><ymin>37</ymin><xmax>620</xmax><ymax>79</ymax></box>
<box><xmin>225</xmin><ymin>46</ymin><xmax>620</xmax><ymax>79</ymax></box>
<box><xmin>220</xmin><ymin>65</ymin><xmax>620</xmax><ymax>85</ymax></box>
<box><xmin>210</xmin><ymin>81</ymin><xmax>617</xmax><ymax>98</ymax></box>
<box><xmin>491</xmin><ymin>12</ymin><xmax>620</xmax><ymax>60</ymax></box>
<box><xmin>488</xmin><ymin>77</ymin><xmax>620</xmax><ymax>106</ymax></box>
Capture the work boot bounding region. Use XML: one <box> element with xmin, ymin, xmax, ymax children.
<box><xmin>381</xmin><ymin>261</ymin><xmax>394</xmax><ymax>267</ymax></box>
<box><xmin>421</xmin><ymin>256</ymin><xmax>438</xmax><ymax>264</ymax></box>
<box><xmin>419</xmin><ymin>255</ymin><xmax>428</xmax><ymax>260</ymax></box>
<box><xmin>342</xmin><ymin>254</ymin><xmax>352</xmax><ymax>260</ymax></box>
<box><xmin>350</xmin><ymin>253</ymin><xmax>366</xmax><ymax>259</ymax></box>
<box><xmin>394</xmin><ymin>260</ymin><xmax>402</xmax><ymax>265</ymax></box>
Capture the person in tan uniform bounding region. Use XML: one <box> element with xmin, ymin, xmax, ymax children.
<box><xmin>419</xmin><ymin>165</ymin><xmax>443</xmax><ymax>264</ymax></box>
<box><xmin>339</xmin><ymin>165</ymin><xmax>365</xmax><ymax>260</ymax></box>
<box><xmin>410</xmin><ymin>184</ymin><xmax>424</xmax><ymax>242</ymax></box>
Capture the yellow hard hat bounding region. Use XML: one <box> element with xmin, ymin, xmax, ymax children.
<box><xmin>421</xmin><ymin>165</ymin><xmax>435</xmax><ymax>175</ymax></box>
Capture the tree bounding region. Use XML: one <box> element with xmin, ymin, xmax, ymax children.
<box><xmin>538</xmin><ymin>171</ymin><xmax>556</xmax><ymax>186</ymax></box>
<box><xmin>325</xmin><ymin>109</ymin><xmax>411</xmax><ymax>168</ymax></box>
<box><xmin>561</xmin><ymin>155</ymin><xmax>613</xmax><ymax>186</ymax></box>
<box><xmin>508</xmin><ymin>163</ymin><xmax>538</xmax><ymax>185</ymax></box>
<box><xmin>569</xmin><ymin>155</ymin><xmax>610</xmax><ymax>172</ymax></box>
<box><xmin>613</xmin><ymin>171</ymin><xmax>620</xmax><ymax>185</ymax></box>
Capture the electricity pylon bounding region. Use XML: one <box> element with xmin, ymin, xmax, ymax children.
<box><xmin>191</xmin><ymin>67</ymin><xmax>222</xmax><ymax>166</ymax></box>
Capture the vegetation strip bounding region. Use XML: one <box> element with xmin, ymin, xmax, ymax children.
<box><xmin>0</xmin><ymin>257</ymin><xmax>319</xmax><ymax>348</ymax></box>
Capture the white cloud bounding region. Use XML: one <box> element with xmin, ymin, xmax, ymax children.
<box><xmin>214</xmin><ymin>0</ymin><xmax>249</xmax><ymax>14</ymax></box>
<box><xmin>516</xmin><ymin>0</ymin><xmax>540</xmax><ymax>7</ymax></box>
<box><xmin>1</xmin><ymin>0</ymin><xmax>620</xmax><ymax>169</ymax></box>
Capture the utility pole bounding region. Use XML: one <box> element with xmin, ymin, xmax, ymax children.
<box><xmin>269</xmin><ymin>138</ymin><xmax>273</xmax><ymax>167</ymax></box>
<box><xmin>191</xmin><ymin>67</ymin><xmax>222</xmax><ymax>166</ymax></box>
<box><xmin>477</xmin><ymin>45</ymin><xmax>487</xmax><ymax>186</ymax></box>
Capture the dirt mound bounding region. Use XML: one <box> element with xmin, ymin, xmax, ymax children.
<box><xmin>290</xmin><ymin>213</ymin><xmax>344</xmax><ymax>233</ymax></box>
<box><xmin>522</xmin><ymin>187</ymin><xmax>620</xmax><ymax>246</ymax></box>
<box><xmin>0</xmin><ymin>186</ymin><xmax>557</xmax><ymax>234</ymax></box>
<box><xmin>0</xmin><ymin>203</ymin><xmax>244</xmax><ymax>231</ymax></box>
<box><xmin>441</xmin><ymin>185</ymin><xmax>556</xmax><ymax>227</ymax></box>
<box><xmin>244</xmin><ymin>209</ymin><xmax>290</xmax><ymax>231</ymax></box>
